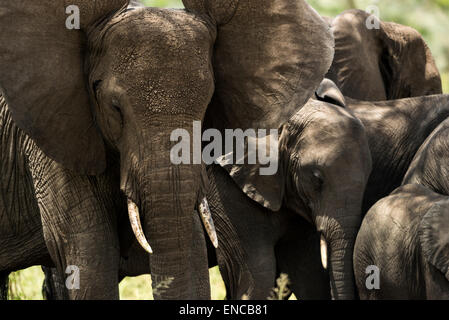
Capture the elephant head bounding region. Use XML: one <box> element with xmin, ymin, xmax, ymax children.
<box><xmin>0</xmin><ymin>0</ymin><xmax>334</xmax><ymax>298</ymax></box>
<box><xmin>224</xmin><ymin>95</ymin><xmax>372</xmax><ymax>299</ymax></box>
<box><xmin>326</xmin><ymin>9</ymin><xmax>442</xmax><ymax>101</ymax></box>
<box><xmin>282</xmin><ymin>100</ymin><xmax>372</xmax><ymax>299</ymax></box>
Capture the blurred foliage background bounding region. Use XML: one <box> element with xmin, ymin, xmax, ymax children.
<box><xmin>9</xmin><ymin>0</ymin><xmax>449</xmax><ymax>300</ymax></box>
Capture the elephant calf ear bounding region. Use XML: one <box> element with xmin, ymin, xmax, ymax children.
<box><xmin>420</xmin><ymin>202</ymin><xmax>449</xmax><ymax>281</ymax></box>
<box><xmin>184</xmin><ymin>0</ymin><xmax>334</xmax><ymax>210</ymax></box>
<box><xmin>0</xmin><ymin>1</ymin><xmax>128</xmax><ymax>175</ymax></box>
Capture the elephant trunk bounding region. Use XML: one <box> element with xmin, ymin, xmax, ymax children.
<box><xmin>317</xmin><ymin>212</ymin><xmax>360</xmax><ymax>300</ymax></box>
<box><xmin>120</xmin><ymin>117</ymin><xmax>219</xmax><ymax>299</ymax></box>
<box><xmin>126</xmin><ymin>150</ymin><xmax>211</xmax><ymax>299</ymax></box>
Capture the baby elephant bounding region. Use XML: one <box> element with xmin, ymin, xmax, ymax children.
<box><xmin>354</xmin><ymin>184</ymin><xmax>449</xmax><ymax>299</ymax></box>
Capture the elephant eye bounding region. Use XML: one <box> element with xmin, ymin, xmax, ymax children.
<box><xmin>104</xmin><ymin>97</ymin><xmax>124</xmax><ymax>145</ymax></box>
<box><xmin>311</xmin><ymin>169</ymin><xmax>324</xmax><ymax>192</ymax></box>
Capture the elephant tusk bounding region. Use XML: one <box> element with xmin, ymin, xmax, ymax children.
<box><xmin>127</xmin><ymin>199</ymin><xmax>153</xmax><ymax>254</ymax></box>
<box><xmin>320</xmin><ymin>234</ymin><xmax>328</xmax><ymax>270</ymax></box>
<box><xmin>199</xmin><ymin>197</ymin><xmax>219</xmax><ymax>249</ymax></box>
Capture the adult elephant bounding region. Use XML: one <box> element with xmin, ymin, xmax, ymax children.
<box><xmin>354</xmin><ymin>184</ymin><xmax>449</xmax><ymax>299</ymax></box>
<box><xmin>316</xmin><ymin>79</ymin><xmax>449</xmax><ymax>214</ymax></box>
<box><xmin>0</xmin><ymin>0</ymin><xmax>334</xmax><ymax>299</ymax></box>
<box><xmin>326</xmin><ymin>9</ymin><xmax>442</xmax><ymax>100</ymax></box>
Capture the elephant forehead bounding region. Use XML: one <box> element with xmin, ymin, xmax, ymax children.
<box><xmin>104</xmin><ymin>8</ymin><xmax>215</xmax><ymax>51</ymax></box>
<box><xmin>96</xmin><ymin>8</ymin><xmax>215</xmax><ymax>114</ymax></box>
<box><xmin>295</xmin><ymin>100</ymin><xmax>365</xmax><ymax>139</ymax></box>
<box><xmin>102</xmin><ymin>8</ymin><xmax>215</xmax><ymax>82</ymax></box>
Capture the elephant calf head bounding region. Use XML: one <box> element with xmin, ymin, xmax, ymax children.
<box><xmin>225</xmin><ymin>95</ymin><xmax>372</xmax><ymax>299</ymax></box>
<box><xmin>282</xmin><ymin>99</ymin><xmax>372</xmax><ymax>299</ymax></box>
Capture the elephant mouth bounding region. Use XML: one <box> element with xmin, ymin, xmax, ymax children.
<box><xmin>126</xmin><ymin>197</ymin><xmax>218</xmax><ymax>254</ymax></box>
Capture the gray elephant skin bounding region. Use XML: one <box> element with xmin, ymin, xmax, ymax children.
<box><xmin>0</xmin><ymin>95</ymin><xmax>131</xmax><ymax>299</ymax></box>
<box><xmin>208</xmin><ymin>98</ymin><xmax>372</xmax><ymax>299</ymax></box>
<box><xmin>354</xmin><ymin>92</ymin><xmax>449</xmax><ymax>299</ymax></box>
<box><xmin>206</xmin><ymin>81</ymin><xmax>449</xmax><ymax>300</ymax></box>
<box><xmin>354</xmin><ymin>184</ymin><xmax>449</xmax><ymax>299</ymax></box>
<box><xmin>326</xmin><ymin>9</ymin><xmax>442</xmax><ymax>101</ymax></box>
<box><xmin>40</xmin><ymin>96</ymin><xmax>374</xmax><ymax>300</ymax></box>
<box><xmin>316</xmin><ymin>80</ymin><xmax>449</xmax><ymax>214</ymax></box>
<box><xmin>0</xmin><ymin>0</ymin><xmax>334</xmax><ymax>299</ymax></box>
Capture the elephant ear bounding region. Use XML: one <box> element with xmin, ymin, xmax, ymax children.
<box><xmin>315</xmin><ymin>79</ymin><xmax>346</xmax><ymax>108</ymax></box>
<box><xmin>183</xmin><ymin>0</ymin><xmax>335</xmax><ymax>211</ymax></box>
<box><xmin>328</xmin><ymin>9</ymin><xmax>442</xmax><ymax>100</ymax></box>
<box><xmin>379</xmin><ymin>20</ymin><xmax>442</xmax><ymax>99</ymax></box>
<box><xmin>0</xmin><ymin>1</ymin><xmax>128</xmax><ymax>174</ymax></box>
<box><xmin>419</xmin><ymin>202</ymin><xmax>449</xmax><ymax>281</ymax></box>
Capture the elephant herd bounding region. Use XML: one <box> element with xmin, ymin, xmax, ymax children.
<box><xmin>0</xmin><ymin>0</ymin><xmax>448</xmax><ymax>300</ymax></box>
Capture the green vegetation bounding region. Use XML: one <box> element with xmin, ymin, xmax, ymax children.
<box><xmin>7</xmin><ymin>266</ymin><xmax>45</xmax><ymax>300</ymax></box>
<box><xmin>8</xmin><ymin>266</ymin><xmax>226</xmax><ymax>300</ymax></box>
<box><xmin>268</xmin><ymin>273</ymin><xmax>292</xmax><ymax>300</ymax></box>
<box><xmin>7</xmin><ymin>0</ymin><xmax>448</xmax><ymax>300</ymax></box>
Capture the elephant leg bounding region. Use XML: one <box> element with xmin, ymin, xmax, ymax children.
<box><xmin>244</xmin><ymin>248</ymin><xmax>278</xmax><ymax>300</ymax></box>
<box><xmin>41</xmin><ymin>219</ymin><xmax>120</xmax><ymax>300</ymax></box>
<box><xmin>0</xmin><ymin>272</ymin><xmax>8</xmax><ymax>300</ymax></box>
<box><xmin>275</xmin><ymin>217</ymin><xmax>331</xmax><ymax>300</ymax></box>
<box><xmin>213</xmin><ymin>208</ymin><xmax>277</xmax><ymax>300</ymax></box>
<box><xmin>42</xmin><ymin>266</ymin><xmax>69</xmax><ymax>300</ymax></box>
<box><xmin>217</xmin><ymin>240</ymin><xmax>277</xmax><ymax>300</ymax></box>
<box><xmin>207</xmin><ymin>164</ymin><xmax>279</xmax><ymax>300</ymax></box>
<box><xmin>32</xmin><ymin>163</ymin><xmax>121</xmax><ymax>300</ymax></box>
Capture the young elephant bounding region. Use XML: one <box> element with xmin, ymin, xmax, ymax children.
<box><xmin>354</xmin><ymin>184</ymin><xmax>449</xmax><ymax>299</ymax></box>
<box><xmin>207</xmin><ymin>98</ymin><xmax>372</xmax><ymax>299</ymax></box>
<box><xmin>316</xmin><ymin>79</ymin><xmax>449</xmax><ymax>214</ymax></box>
<box><xmin>208</xmin><ymin>165</ymin><xmax>331</xmax><ymax>300</ymax></box>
